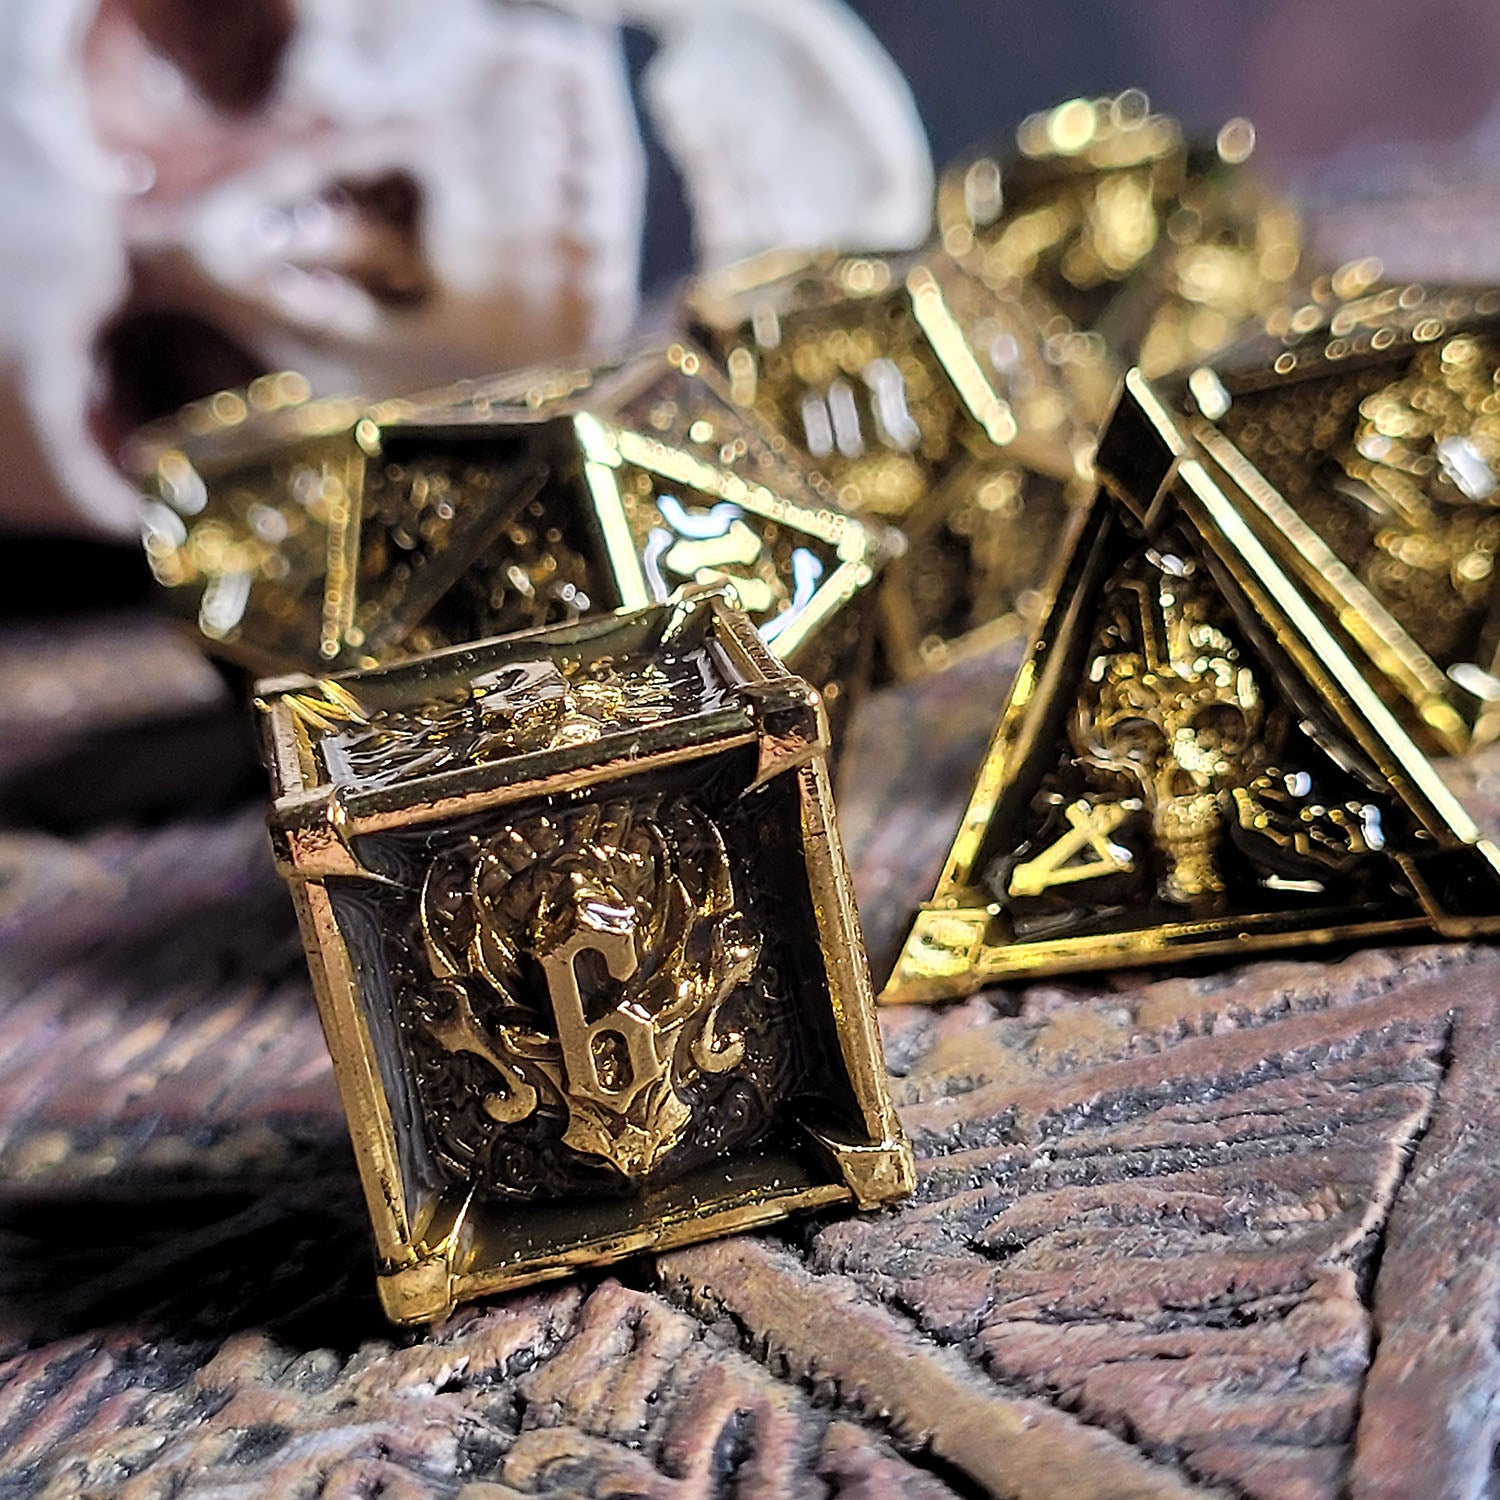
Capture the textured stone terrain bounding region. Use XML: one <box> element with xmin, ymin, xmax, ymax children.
<box><xmin>3</xmin><ymin>613</ymin><xmax>1500</xmax><ymax>1499</ymax></box>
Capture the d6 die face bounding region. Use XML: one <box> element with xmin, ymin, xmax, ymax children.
<box><xmin>259</xmin><ymin>592</ymin><xmax>911</xmax><ymax>1324</ymax></box>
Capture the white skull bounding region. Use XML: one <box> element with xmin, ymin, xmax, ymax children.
<box><xmin>0</xmin><ymin>0</ymin><xmax>932</xmax><ymax>532</ymax></box>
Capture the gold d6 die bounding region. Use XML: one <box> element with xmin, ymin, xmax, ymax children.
<box><xmin>257</xmin><ymin>589</ymin><xmax>913</xmax><ymax>1324</ymax></box>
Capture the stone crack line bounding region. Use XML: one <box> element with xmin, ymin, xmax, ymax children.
<box><xmin>1346</xmin><ymin>994</ymin><xmax>1500</xmax><ymax>1500</ymax></box>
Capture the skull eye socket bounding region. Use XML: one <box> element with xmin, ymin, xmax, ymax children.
<box><xmin>1189</xmin><ymin>702</ymin><xmax>1250</xmax><ymax>752</ymax></box>
<box><xmin>1101</xmin><ymin>715</ymin><xmax>1168</xmax><ymax>764</ymax></box>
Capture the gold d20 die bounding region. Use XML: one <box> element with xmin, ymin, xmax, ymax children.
<box><xmin>257</xmin><ymin>588</ymin><xmax>913</xmax><ymax>1323</ymax></box>
<box><xmin>1153</xmin><ymin>280</ymin><xmax>1500</xmax><ymax>755</ymax></box>
<box><xmin>938</xmin><ymin>91</ymin><xmax>1304</xmax><ymax>381</ymax></box>
<box><xmin>132</xmin><ymin>346</ymin><xmax>890</xmax><ymax>723</ymax></box>
<box><xmin>690</xmin><ymin>249</ymin><xmax>1109</xmax><ymax>676</ymax></box>
<box><xmin>883</xmin><ymin>374</ymin><xmax>1500</xmax><ymax>1001</ymax></box>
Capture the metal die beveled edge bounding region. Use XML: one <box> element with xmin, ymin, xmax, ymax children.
<box><xmin>1176</xmin><ymin>402</ymin><xmax>1488</xmax><ymax>758</ymax></box>
<box><xmin>258</xmin><ymin>587</ymin><xmax>905</xmax><ymax>1319</ymax></box>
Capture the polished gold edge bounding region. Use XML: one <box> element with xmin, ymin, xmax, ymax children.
<box><xmin>290</xmin><ymin>882</ymin><xmax>413</xmax><ymax>1258</ymax></box>
<box><xmin>797</xmin><ymin>754</ymin><xmax>910</xmax><ymax>1173</ymax></box>
<box><xmin>1188</xmin><ymin>417</ymin><xmax>1470</xmax><ymax>755</ymax></box>
<box><xmin>882</xmin><ymin>907</ymin><xmax>1441</xmax><ymax>1003</ymax></box>
<box><xmin>576</xmin><ymin>418</ymin><xmax>654</xmax><ymax>611</ymax></box>
<box><xmin>703</xmin><ymin>591</ymin><xmax>802</xmax><ymax>687</ymax></box>
<box><xmin>933</xmin><ymin>495</ymin><xmax>1111</xmax><ymax>892</ymax></box>
<box><xmin>313</xmin><ymin>731</ymin><xmax>762</xmax><ymax>850</ymax></box>
<box><xmin>906</xmin><ymin>262</ymin><xmax>1020</xmax><ymax>450</ymax></box>
<box><xmin>379</xmin><ymin>1179</ymin><xmax>851</xmax><ymax>1325</ymax></box>
<box><xmin>1175</xmin><ymin>455</ymin><xmax>1492</xmax><ymax>849</ymax></box>
<box><xmin>319</xmin><ymin>439</ymin><xmax>369</xmax><ymax>663</ymax></box>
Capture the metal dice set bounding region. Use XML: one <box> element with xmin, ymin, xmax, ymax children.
<box><xmin>131</xmin><ymin>94</ymin><xmax>1500</xmax><ymax>1321</ymax></box>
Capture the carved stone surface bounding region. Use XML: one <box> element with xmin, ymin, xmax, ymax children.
<box><xmin>6</xmin><ymin>610</ymin><xmax>1500</xmax><ymax>1496</ymax></box>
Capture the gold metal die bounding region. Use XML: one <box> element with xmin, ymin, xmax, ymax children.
<box><xmin>1165</xmin><ymin>280</ymin><xmax>1500</xmax><ymax>754</ymax></box>
<box><xmin>131</xmin><ymin>347</ymin><xmax>889</xmax><ymax>723</ymax></box>
<box><xmin>134</xmin><ymin>374</ymin><xmax>372</xmax><ymax>676</ymax></box>
<box><xmin>937</xmin><ymin>92</ymin><xmax>1304</xmax><ymax>380</ymax></box>
<box><xmin>258</xmin><ymin>589</ymin><xmax>912</xmax><ymax>1322</ymax></box>
<box><xmin>883</xmin><ymin>373</ymin><xmax>1500</xmax><ymax>1001</ymax></box>
<box><xmin>690</xmin><ymin>249</ymin><xmax>1108</xmax><ymax>677</ymax></box>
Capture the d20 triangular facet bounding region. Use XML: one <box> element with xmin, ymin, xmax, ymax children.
<box><xmin>883</xmin><ymin>417</ymin><xmax>1500</xmax><ymax>1001</ymax></box>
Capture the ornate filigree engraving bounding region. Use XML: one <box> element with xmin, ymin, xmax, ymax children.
<box><xmin>262</xmin><ymin>592</ymin><xmax>912</xmax><ymax>1319</ymax></box>
<box><xmin>1071</xmin><ymin>566</ymin><xmax>1269</xmax><ymax>902</ymax></box>
<box><xmin>400</xmin><ymin>795</ymin><xmax>773</xmax><ymax>1193</ymax></box>
<box><xmin>1215</xmin><ymin>332</ymin><xmax>1500</xmax><ymax>707</ymax></box>
<box><xmin>312</xmin><ymin>647</ymin><xmax>729</xmax><ymax>789</ymax></box>
<box><xmin>1337</xmin><ymin>335</ymin><xmax>1500</xmax><ymax>664</ymax></box>
<box><xmin>357</xmin><ymin>451</ymin><xmax>601</xmax><ymax>657</ymax></box>
<box><xmin>991</xmin><ymin>544</ymin><xmax>1385</xmax><ymax>922</ymax></box>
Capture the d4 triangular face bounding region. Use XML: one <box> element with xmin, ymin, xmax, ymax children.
<box><xmin>884</xmin><ymin>454</ymin><xmax>1500</xmax><ymax>1001</ymax></box>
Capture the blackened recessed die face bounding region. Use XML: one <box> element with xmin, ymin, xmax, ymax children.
<box><xmin>330</xmin><ymin>749</ymin><xmax>863</xmax><ymax>1204</ymax></box>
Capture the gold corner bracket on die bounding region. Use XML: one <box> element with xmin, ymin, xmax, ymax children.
<box><xmin>257</xmin><ymin>587</ymin><xmax>912</xmax><ymax>1324</ymax></box>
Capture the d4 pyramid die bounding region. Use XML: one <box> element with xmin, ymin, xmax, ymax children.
<box><xmin>690</xmin><ymin>248</ymin><xmax>1109</xmax><ymax>676</ymax></box>
<box><xmin>1147</xmin><ymin>278</ymin><xmax>1500</xmax><ymax>755</ymax></box>
<box><xmin>884</xmin><ymin>374</ymin><xmax>1500</xmax><ymax>1000</ymax></box>
<box><xmin>131</xmin><ymin>345</ymin><xmax>889</xmax><ymax>721</ymax></box>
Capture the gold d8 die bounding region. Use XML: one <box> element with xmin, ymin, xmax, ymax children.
<box><xmin>257</xmin><ymin>589</ymin><xmax>912</xmax><ymax>1324</ymax></box>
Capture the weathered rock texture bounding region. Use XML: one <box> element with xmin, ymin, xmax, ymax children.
<box><xmin>3</xmin><ymin>613</ymin><xmax>1500</xmax><ymax>1499</ymax></box>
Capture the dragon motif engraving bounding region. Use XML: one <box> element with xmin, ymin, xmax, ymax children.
<box><xmin>405</xmin><ymin>794</ymin><xmax>763</xmax><ymax>1188</ymax></box>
